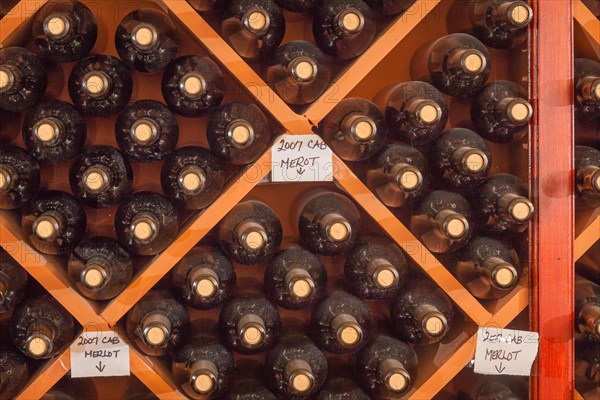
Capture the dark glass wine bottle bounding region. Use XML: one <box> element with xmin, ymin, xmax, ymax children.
<box><xmin>410</xmin><ymin>190</ymin><xmax>473</xmax><ymax>253</ymax></box>
<box><xmin>67</xmin><ymin>237</ymin><xmax>133</xmax><ymax>301</ymax></box>
<box><xmin>218</xmin><ymin>292</ymin><xmax>282</xmax><ymax>354</ymax></box>
<box><xmin>207</xmin><ymin>101</ymin><xmax>272</xmax><ymax>165</ymax></box>
<box><xmin>172</xmin><ymin>335</ymin><xmax>235</xmax><ymax>399</ymax></box>
<box><xmin>22</xmin><ymin>99</ymin><xmax>86</xmax><ymax>163</ymax></box>
<box><xmin>574</xmin><ymin>58</ymin><xmax>600</xmax><ymax>123</ymax></box>
<box><xmin>575</xmin><ymin>340</ymin><xmax>600</xmax><ymax>394</ymax></box>
<box><xmin>126</xmin><ymin>290</ymin><xmax>190</xmax><ymax>356</ymax></box>
<box><xmin>471</xmin><ymin>376</ymin><xmax>528</xmax><ymax>400</ymax></box>
<box><xmin>115</xmin><ymin>8</ymin><xmax>179</xmax><ymax>73</ymax></box>
<box><xmin>172</xmin><ymin>246</ymin><xmax>236</xmax><ymax>310</ymax></box>
<box><xmin>21</xmin><ymin>190</ymin><xmax>87</xmax><ymax>256</ymax></box>
<box><xmin>264</xmin><ymin>246</ymin><xmax>327</xmax><ymax>310</ymax></box>
<box><xmin>356</xmin><ymin>336</ymin><xmax>418</xmax><ymax>398</ymax></box>
<box><xmin>162</xmin><ymin>55</ymin><xmax>225</xmax><ymax>117</ymax></box>
<box><xmin>0</xmin><ymin>248</ymin><xmax>27</xmax><ymax>314</ymax></box>
<box><xmin>310</xmin><ymin>291</ymin><xmax>372</xmax><ymax>354</ymax></box>
<box><xmin>70</xmin><ymin>145</ymin><xmax>133</xmax><ymax>209</ymax></box>
<box><xmin>222</xmin><ymin>0</ymin><xmax>285</xmax><ymax>60</ymax></box>
<box><xmin>115</xmin><ymin>192</ymin><xmax>179</xmax><ymax>256</ymax></box>
<box><xmin>473</xmin><ymin>173</ymin><xmax>534</xmax><ymax>235</ymax></box>
<box><xmin>576</xmin><ymin>274</ymin><xmax>600</xmax><ymax>341</ymax></box>
<box><xmin>217</xmin><ymin>200</ymin><xmax>283</xmax><ymax>265</ymax></box>
<box><xmin>319</xmin><ymin>98</ymin><xmax>387</xmax><ymax>161</ymax></box>
<box><xmin>10</xmin><ymin>295</ymin><xmax>74</xmax><ymax>359</ymax></box>
<box><xmin>429</xmin><ymin>128</ymin><xmax>492</xmax><ymax>190</ymax></box>
<box><xmin>0</xmin><ymin>145</ymin><xmax>40</xmax><ymax>210</ymax></box>
<box><xmin>0</xmin><ymin>47</ymin><xmax>47</xmax><ymax>113</ymax></box>
<box><xmin>472</xmin><ymin>80</ymin><xmax>533</xmax><ymax>143</ymax></box>
<box><xmin>274</xmin><ymin>0</ymin><xmax>319</xmax><ymax>12</ymax></box>
<box><xmin>226</xmin><ymin>379</ymin><xmax>277</xmax><ymax>400</ymax></box>
<box><xmin>313</xmin><ymin>0</ymin><xmax>376</xmax><ymax>60</ymax></box>
<box><xmin>116</xmin><ymin>100</ymin><xmax>179</xmax><ymax>163</ymax></box>
<box><xmin>0</xmin><ymin>345</ymin><xmax>29</xmax><ymax>400</ymax></box>
<box><xmin>68</xmin><ymin>54</ymin><xmax>133</xmax><ymax>117</ymax></box>
<box><xmin>32</xmin><ymin>0</ymin><xmax>98</xmax><ymax>62</ymax></box>
<box><xmin>363</xmin><ymin>0</ymin><xmax>416</xmax><ymax>16</ymax></box>
<box><xmin>316</xmin><ymin>378</ymin><xmax>370</xmax><ymax>400</ymax></box>
<box><xmin>267</xmin><ymin>41</ymin><xmax>332</xmax><ymax>105</ymax></box>
<box><xmin>575</xmin><ymin>146</ymin><xmax>600</xmax><ymax>210</ymax></box>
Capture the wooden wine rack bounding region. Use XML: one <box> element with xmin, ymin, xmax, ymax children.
<box><xmin>0</xmin><ymin>0</ymin><xmax>580</xmax><ymax>398</ymax></box>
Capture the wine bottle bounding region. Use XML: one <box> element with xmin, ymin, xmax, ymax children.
<box><xmin>294</xmin><ymin>189</ymin><xmax>361</xmax><ymax>256</ymax></box>
<box><xmin>162</xmin><ymin>55</ymin><xmax>225</xmax><ymax>117</ymax></box>
<box><xmin>366</xmin><ymin>143</ymin><xmax>428</xmax><ymax>208</ymax></box>
<box><xmin>22</xmin><ymin>99</ymin><xmax>86</xmax><ymax>163</ymax></box>
<box><xmin>115</xmin><ymin>192</ymin><xmax>179</xmax><ymax>256</ymax></box>
<box><xmin>274</xmin><ymin>0</ymin><xmax>319</xmax><ymax>12</ymax></box>
<box><xmin>316</xmin><ymin>378</ymin><xmax>370</xmax><ymax>400</ymax></box>
<box><xmin>172</xmin><ymin>335</ymin><xmax>235</xmax><ymax>399</ymax></box>
<box><xmin>116</xmin><ymin>100</ymin><xmax>179</xmax><ymax>163</ymax></box>
<box><xmin>410</xmin><ymin>190</ymin><xmax>473</xmax><ymax>253</ymax></box>
<box><xmin>21</xmin><ymin>190</ymin><xmax>87</xmax><ymax>256</ymax></box>
<box><xmin>471</xmin><ymin>376</ymin><xmax>528</xmax><ymax>400</ymax></box>
<box><xmin>310</xmin><ymin>291</ymin><xmax>372</xmax><ymax>354</ymax></box>
<box><xmin>264</xmin><ymin>246</ymin><xmax>327</xmax><ymax>310</ymax></box>
<box><xmin>574</xmin><ymin>58</ymin><xmax>600</xmax><ymax>123</ymax></box>
<box><xmin>266</xmin><ymin>335</ymin><xmax>328</xmax><ymax>398</ymax></box>
<box><xmin>344</xmin><ymin>237</ymin><xmax>408</xmax><ymax>300</ymax></box>
<box><xmin>161</xmin><ymin>146</ymin><xmax>225</xmax><ymax>210</ymax></box>
<box><xmin>575</xmin><ymin>341</ymin><xmax>600</xmax><ymax>394</ymax></box>
<box><xmin>267</xmin><ymin>41</ymin><xmax>332</xmax><ymax>105</ymax></box>
<box><xmin>10</xmin><ymin>295</ymin><xmax>74</xmax><ymax>359</ymax></box>
<box><xmin>429</xmin><ymin>128</ymin><xmax>492</xmax><ymax>190</ymax></box>
<box><xmin>67</xmin><ymin>237</ymin><xmax>133</xmax><ymax>301</ymax></box>
<box><xmin>0</xmin><ymin>345</ymin><xmax>29</xmax><ymax>400</ymax></box>
<box><xmin>226</xmin><ymin>379</ymin><xmax>277</xmax><ymax>400</ymax></box>
<box><xmin>172</xmin><ymin>246</ymin><xmax>236</xmax><ymax>310</ymax></box>
<box><xmin>0</xmin><ymin>145</ymin><xmax>40</xmax><ymax>210</ymax></box>
<box><xmin>217</xmin><ymin>200</ymin><xmax>283</xmax><ymax>265</ymax></box>
<box><xmin>0</xmin><ymin>248</ymin><xmax>27</xmax><ymax>314</ymax></box>
<box><xmin>0</xmin><ymin>47</ymin><xmax>47</xmax><ymax>113</ymax></box>
<box><xmin>319</xmin><ymin>98</ymin><xmax>387</xmax><ymax>161</ymax></box>
<box><xmin>70</xmin><ymin>145</ymin><xmax>133</xmax><ymax>209</ymax></box>
<box><xmin>363</xmin><ymin>0</ymin><xmax>416</xmax><ymax>16</ymax></box>
<box><xmin>576</xmin><ymin>274</ymin><xmax>600</xmax><ymax>341</ymax></box>
<box><xmin>115</xmin><ymin>8</ymin><xmax>179</xmax><ymax>73</ymax></box>
<box><xmin>390</xmin><ymin>278</ymin><xmax>454</xmax><ymax>345</ymax></box>
<box><xmin>356</xmin><ymin>336</ymin><xmax>418</xmax><ymax>398</ymax></box>
<box><xmin>313</xmin><ymin>0</ymin><xmax>377</xmax><ymax>60</ymax></box>
<box><xmin>575</xmin><ymin>146</ymin><xmax>600</xmax><ymax>209</ymax></box>
<box><xmin>473</xmin><ymin>173</ymin><xmax>534</xmax><ymax>235</ymax></box>
<box><xmin>207</xmin><ymin>101</ymin><xmax>272</xmax><ymax>165</ymax></box>
<box><xmin>222</xmin><ymin>0</ymin><xmax>285</xmax><ymax>60</ymax></box>
<box><xmin>68</xmin><ymin>54</ymin><xmax>133</xmax><ymax>117</ymax></box>
<box><xmin>218</xmin><ymin>292</ymin><xmax>282</xmax><ymax>354</ymax></box>
<box><xmin>126</xmin><ymin>290</ymin><xmax>190</xmax><ymax>356</ymax></box>
<box><xmin>32</xmin><ymin>0</ymin><xmax>98</xmax><ymax>62</ymax></box>
<box><xmin>472</xmin><ymin>80</ymin><xmax>533</xmax><ymax>143</ymax></box>
<box><xmin>382</xmin><ymin>81</ymin><xmax>448</xmax><ymax>146</ymax></box>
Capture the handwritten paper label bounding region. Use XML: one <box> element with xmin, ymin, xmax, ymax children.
<box><xmin>272</xmin><ymin>135</ymin><xmax>333</xmax><ymax>182</ymax></box>
<box><xmin>474</xmin><ymin>327</ymin><xmax>539</xmax><ymax>376</ymax></box>
<box><xmin>70</xmin><ymin>330</ymin><xmax>130</xmax><ymax>378</ymax></box>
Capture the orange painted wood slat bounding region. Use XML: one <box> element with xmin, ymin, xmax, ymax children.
<box><xmin>574</xmin><ymin>0</ymin><xmax>600</xmax><ymax>58</ymax></box>
<box><xmin>130</xmin><ymin>348</ymin><xmax>187</xmax><ymax>400</ymax></box>
<box><xmin>15</xmin><ymin>349</ymin><xmax>70</xmax><ymax>400</ymax></box>
<box><xmin>574</xmin><ymin>209</ymin><xmax>600</xmax><ymax>261</ymax></box>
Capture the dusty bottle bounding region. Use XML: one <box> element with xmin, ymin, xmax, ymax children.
<box><xmin>21</xmin><ymin>190</ymin><xmax>87</xmax><ymax>256</ymax></box>
<box><xmin>264</xmin><ymin>246</ymin><xmax>327</xmax><ymax>310</ymax></box>
<box><xmin>161</xmin><ymin>147</ymin><xmax>224</xmax><ymax>210</ymax></box>
<box><xmin>0</xmin><ymin>145</ymin><xmax>40</xmax><ymax>210</ymax></box>
<box><xmin>32</xmin><ymin>0</ymin><xmax>98</xmax><ymax>62</ymax></box>
<box><xmin>0</xmin><ymin>47</ymin><xmax>47</xmax><ymax>113</ymax></box>
<box><xmin>0</xmin><ymin>345</ymin><xmax>29</xmax><ymax>400</ymax></box>
<box><xmin>172</xmin><ymin>246</ymin><xmax>236</xmax><ymax>310</ymax></box>
<box><xmin>68</xmin><ymin>54</ymin><xmax>133</xmax><ymax>117</ymax></box>
<box><xmin>274</xmin><ymin>0</ymin><xmax>319</xmax><ymax>12</ymax></box>
<box><xmin>115</xmin><ymin>8</ymin><xmax>179</xmax><ymax>73</ymax></box>
<box><xmin>575</xmin><ymin>58</ymin><xmax>600</xmax><ymax>123</ymax></box>
<box><xmin>410</xmin><ymin>190</ymin><xmax>473</xmax><ymax>253</ymax></box>
<box><xmin>162</xmin><ymin>55</ymin><xmax>225</xmax><ymax>117</ymax></box>
<box><xmin>67</xmin><ymin>237</ymin><xmax>133</xmax><ymax>301</ymax></box>
<box><xmin>356</xmin><ymin>336</ymin><xmax>418</xmax><ymax>398</ymax></box>
<box><xmin>10</xmin><ymin>295</ymin><xmax>74</xmax><ymax>359</ymax></box>
<box><xmin>266</xmin><ymin>335</ymin><xmax>328</xmax><ymax>399</ymax></box>
<box><xmin>207</xmin><ymin>101</ymin><xmax>272</xmax><ymax>165</ymax></box>
<box><xmin>575</xmin><ymin>145</ymin><xmax>600</xmax><ymax>209</ymax></box>
<box><xmin>217</xmin><ymin>200</ymin><xmax>283</xmax><ymax>265</ymax></box>
<box><xmin>575</xmin><ymin>340</ymin><xmax>600</xmax><ymax>394</ymax></box>
<box><xmin>126</xmin><ymin>290</ymin><xmax>190</xmax><ymax>356</ymax></box>
<box><xmin>0</xmin><ymin>248</ymin><xmax>28</xmax><ymax>314</ymax></box>
<box><xmin>227</xmin><ymin>379</ymin><xmax>277</xmax><ymax>400</ymax></box>
<box><xmin>316</xmin><ymin>378</ymin><xmax>370</xmax><ymax>400</ymax></box>
<box><xmin>319</xmin><ymin>98</ymin><xmax>388</xmax><ymax>161</ymax></box>
<box><xmin>363</xmin><ymin>0</ymin><xmax>416</xmax><ymax>16</ymax></box>
<box><xmin>22</xmin><ymin>100</ymin><xmax>86</xmax><ymax>163</ymax></box>
<box><xmin>267</xmin><ymin>41</ymin><xmax>332</xmax><ymax>105</ymax></box>
<box><xmin>576</xmin><ymin>274</ymin><xmax>600</xmax><ymax>341</ymax></box>
<box><xmin>218</xmin><ymin>292</ymin><xmax>282</xmax><ymax>354</ymax></box>
<box><xmin>115</xmin><ymin>192</ymin><xmax>179</xmax><ymax>256</ymax></box>
<box><xmin>472</xmin><ymin>80</ymin><xmax>533</xmax><ymax>143</ymax></box>
<box><xmin>116</xmin><ymin>100</ymin><xmax>179</xmax><ymax>163</ymax></box>
<box><xmin>470</xmin><ymin>376</ymin><xmax>528</xmax><ymax>400</ymax></box>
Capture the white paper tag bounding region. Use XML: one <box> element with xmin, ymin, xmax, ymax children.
<box><xmin>271</xmin><ymin>135</ymin><xmax>333</xmax><ymax>182</ymax></box>
<box><xmin>70</xmin><ymin>330</ymin><xmax>130</xmax><ymax>378</ymax></box>
<box><xmin>474</xmin><ymin>327</ymin><xmax>539</xmax><ymax>376</ymax></box>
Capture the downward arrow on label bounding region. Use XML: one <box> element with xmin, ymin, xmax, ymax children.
<box><xmin>495</xmin><ymin>362</ymin><xmax>506</xmax><ymax>374</ymax></box>
<box><xmin>297</xmin><ymin>167</ymin><xmax>305</xmax><ymax>175</ymax></box>
<box><xmin>95</xmin><ymin>361</ymin><xmax>105</xmax><ymax>373</ymax></box>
